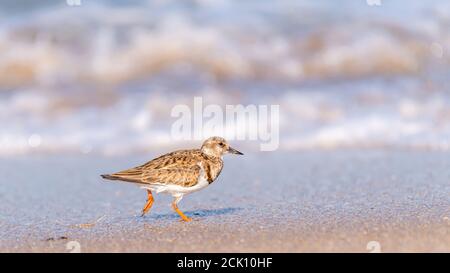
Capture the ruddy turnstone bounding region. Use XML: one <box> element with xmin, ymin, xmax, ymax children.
<box><xmin>101</xmin><ymin>136</ymin><xmax>243</xmax><ymax>222</ymax></box>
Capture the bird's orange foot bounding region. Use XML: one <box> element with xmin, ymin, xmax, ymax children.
<box><xmin>141</xmin><ymin>190</ymin><xmax>154</xmax><ymax>217</ymax></box>
<box><xmin>180</xmin><ymin>216</ymin><xmax>193</xmax><ymax>222</ymax></box>
<box><xmin>172</xmin><ymin>203</ymin><xmax>192</xmax><ymax>222</ymax></box>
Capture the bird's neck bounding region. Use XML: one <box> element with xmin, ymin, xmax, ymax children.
<box><xmin>201</xmin><ymin>151</ymin><xmax>222</xmax><ymax>161</ymax></box>
<box><xmin>201</xmin><ymin>157</ymin><xmax>223</xmax><ymax>184</ymax></box>
<box><xmin>201</xmin><ymin>147</ymin><xmax>222</xmax><ymax>158</ymax></box>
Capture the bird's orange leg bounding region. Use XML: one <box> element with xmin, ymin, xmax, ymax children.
<box><xmin>172</xmin><ymin>196</ymin><xmax>192</xmax><ymax>222</ymax></box>
<box><xmin>141</xmin><ymin>190</ymin><xmax>154</xmax><ymax>217</ymax></box>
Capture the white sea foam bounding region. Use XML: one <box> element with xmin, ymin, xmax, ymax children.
<box><xmin>1</xmin><ymin>0</ymin><xmax>450</xmax><ymax>155</ymax></box>
<box><xmin>1</xmin><ymin>1</ymin><xmax>447</xmax><ymax>87</ymax></box>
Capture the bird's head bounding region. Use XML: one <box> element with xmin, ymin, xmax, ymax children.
<box><xmin>201</xmin><ymin>136</ymin><xmax>243</xmax><ymax>158</ymax></box>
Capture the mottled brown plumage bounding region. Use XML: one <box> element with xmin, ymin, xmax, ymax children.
<box><xmin>101</xmin><ymin>136</ymin><xmax>243</xmax><ymax>222</ymax></box>
<box><xmin>102</xmin><ymin>149</ymin><xmax>223</xmax><ymax>187</ymax></box>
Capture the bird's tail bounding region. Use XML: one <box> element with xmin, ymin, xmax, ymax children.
<box><xmin>100</xmin><ymin>174</ymin><xmax>120</xmax><ymax>181</ymax></box>
<box><xmin>100</xmin><ymin>173</ymin><xmax>149</xmax><ymax>185</ymax></box>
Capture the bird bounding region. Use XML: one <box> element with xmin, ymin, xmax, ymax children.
<box><xmin>101</xmin><ymin>136</ymin><xmax>243</xmax><ymax>222</ymax></box>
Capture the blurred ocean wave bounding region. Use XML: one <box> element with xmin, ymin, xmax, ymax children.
<box><xmin>1</xmin><ymin>0</ymin><xmax>450</xmax><ymax>155</ymax></box>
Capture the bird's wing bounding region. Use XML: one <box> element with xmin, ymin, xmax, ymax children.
<box><xmin>106</xmin><ymin>149</ymin><xmax>203</xmax><ymax>186</ymax></box>
<box><xmin>142</xmin><ymin>166</ymin><xmax>201</xmax><ymax>187</ymax></box>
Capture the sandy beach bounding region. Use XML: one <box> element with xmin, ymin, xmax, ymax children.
<box><xmin>1</xmin><ymin>150</ymin><xmax>449</xmax><ymax>252</ymax></box>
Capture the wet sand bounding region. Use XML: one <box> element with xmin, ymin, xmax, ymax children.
<box><xmin>1</xmin><ymin>150</ymin><xmax>450</xmax><ymax>252</ymax></box>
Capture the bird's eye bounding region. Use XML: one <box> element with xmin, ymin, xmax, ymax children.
<box><xmin>219</xmin><ymin>142</ymin><xmax>224</xmax><ymax>147</ymax></box>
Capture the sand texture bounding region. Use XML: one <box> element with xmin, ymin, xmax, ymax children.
<box><xmin>1</xmin><ymin>151</ymin><xmax>450</xmax><ymax>252</ymax></box>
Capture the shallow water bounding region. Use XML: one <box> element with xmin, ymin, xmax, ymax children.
<box><xmin>1</xmin><ymin>150</ymin><xmax>450</xmax><ymax>252</ymax></box>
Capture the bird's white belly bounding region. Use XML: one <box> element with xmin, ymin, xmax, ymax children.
<box><xmin>141</xmin><ymin>174</ymin><xmax>209</xmax><ymax>197</ymax></box>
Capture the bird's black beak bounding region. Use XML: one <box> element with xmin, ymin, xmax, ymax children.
<box><xmin>228</xmin><ymin>147</ymin><xmax>244</xmax><ymax>155</ymax></box>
